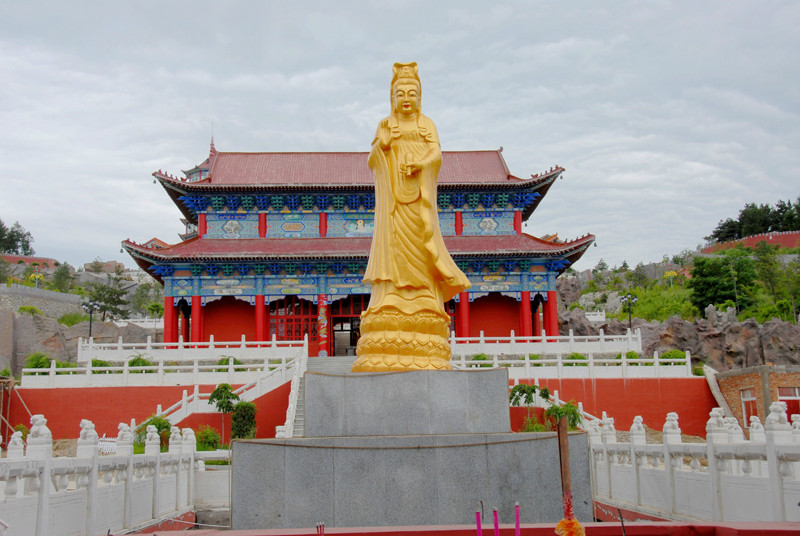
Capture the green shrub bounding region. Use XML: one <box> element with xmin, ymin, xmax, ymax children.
<box><xmin>135</xmin><ymin>415</ymin><xmax>172</xmax><ymax>449</ymax></box>
<box><xmin>470</xmin><ymin>354</ymin><xmax>492</xmax><ymax>368</ymax></box>
<box><xmin>14</xmin><ymin>423</ymin><xmax>29</xmax><ymax>441</ymax></box>
<box><xmin>232</xmin><ymin>401</ymin><xmax>257</xmax><ymax>439</ymax></box>
<box><xmin>692</xmin><ymin>363</ymin><xmax>706</xmax><ymax>376</ymax></box>
<box><xmin>18</xmin><ymin>306</ymin><xmax>42</xmax><ymax>316</ymax></box>
<box><xmin>91</xmin><ymin>359</ymin><xmax>112</xmax><ymax>369</ymax></box>
<box><xmin>58</xmin><ymin>312</ymin><xmax>89</xmax><ymax>326</ymax></box>
<box><xmin>215</xmin><ymin>356</ymin><xmax>246</xmax><ymax>372</ymax></box>
<box><xmin>25</xmin><ymin>352</ymin><xmax>51</xmax><ymax>368</ymax></box>
<box><xmin>204</xmin><ymin>459</ymin><xmax>230</xmax><ymax>466</ymax></box>
<box><xmin>0</xmin><ymin>368</ymin><xmax>12</xmax><ymax>378</ymax></box>
<box><xmin>196</xmin><ymin>425</ymin><xmax>221</xmax><ymax>450</ymax></box>
<box><xmin>660</xmin><ymin>349</ymin><xmax>686</xmax><ymax>362</ymax></box>
<box><xmin>545</xmin><ymin>401</ymin><xmax>582</xmax><ymax>430</ymax></box>
<box><xmin>564</xmin><ymin>353</ymin><xmax>588</xmax><ymax>366</ymax></box>
<box><xmin>128</xmin><ymin>355</ymin><xmax>155</xmax><ymax>372</ymax></box>
<box><xmin>519</xmin><ymin>417</ymin><xmax>547</xmax><ymax>433</ymax></box>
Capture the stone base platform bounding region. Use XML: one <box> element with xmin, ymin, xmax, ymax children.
<box><xmin>231</xmin><ymin>369</ymin><xmax>591</xmax><ymax>529</ymax></box>
<box><xmin>304</xmin><ymin>369</ymin><xmax>511</xmax><ymax>437</ymax></box>
<box><xmin>231</xmin><ymin>432</ymin><xmax>591</xmax><ymax>529</ymax></box>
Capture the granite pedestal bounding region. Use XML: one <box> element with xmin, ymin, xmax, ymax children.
<box><xmin>231</xmin><ymin>369</ymin><xmax>591</xmax><ymax>529</ymax></box>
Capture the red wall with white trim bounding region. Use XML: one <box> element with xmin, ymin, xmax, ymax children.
<box><xmin>7</xmin><ymin>382</ymin><xmax>290</xmax><ymax>441</ymax></box>
<box><xmin>469</xmin><ymin>293</ymin><xmax>520</xmax><ymax>338</ymax></box>
<box><xmin>514</xmin><ymin>377</ymin><xmax>716</xmax><ymax>437</ymax></box>
<box><xmin>203</xmin><ymin>296</ymin><xmax>255</xmax><ymax>342</ymax></box>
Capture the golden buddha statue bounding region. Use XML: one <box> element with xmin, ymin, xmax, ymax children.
<box><xmin>352</xmin><ymin>62</ymin><xmax>471</xmax><ymax>372</ymax></box>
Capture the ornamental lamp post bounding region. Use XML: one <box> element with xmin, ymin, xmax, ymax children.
<box><xmin>82</xmin><ymin>300</ymin><xmax>99</xmax><ymax>338</ymax></box>
<box><xmin>620</xmin><ymin>293</ymin><xmax>638</xmax><ymax>330</ymax></box>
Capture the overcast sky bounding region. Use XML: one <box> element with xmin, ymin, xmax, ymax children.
<box><xmin>1</xmin><ymin>1</ymin><xmax>798</xmax><ymax>273</ymax></box>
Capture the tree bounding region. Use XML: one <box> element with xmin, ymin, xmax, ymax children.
<box><xmin>130</xmin><ymin>281</ymin><xmax>164</xmax><ymax>317</ymax></box>
<box><xmin>707</xmin><ymin>218</ymin><xmax>741</xmax><ymax>243</ymax></box>
<box><xmin>50</xmin><ymin>262</ymin><xmax>74</xmax><ymax>293</ymax></box>
<box><xmin>592</xmin><ymin>259</ymin><xmax>608</xmax><ymax>274</ymax></box>
<box><xmin>753</xmin><ymin>241</ymin><xmax>782</xmax><ymax>304</ymax></box>
<box><xmin>626</xmin><ymin>263</ymin><xmax>649</xmax><ymax>289</ymax></box>
<box><xmin>232</xmin><ymin>401</ymin><xmax>257</xmax><ymax>439</ymax></box>
<box><xmin>0</xmin><ymin>219</ymin><xmax>35</xmax><ymax>255</ymax></box>
<box><xmin>209</xmin><ymin>383</ymin><xmax>239</xmax><ymax>445</ymax></box>
<box><xmin>687</xmin><ymin>250</ymin><xmax>756</xmax><ymax>312</ymax></box>
<box><xmin>85</xmin><ymin>272</ymin><xmax>130</xmax><ymax>321</ymax></box>
<box><xmin>739</xmin><ymin>203</ymin><xmax>773</xmax><ymax>237</ymax></box>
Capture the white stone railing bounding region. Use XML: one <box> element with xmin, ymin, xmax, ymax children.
<box><xmin>584</xmin><ymin>310</ymin><xmax>607</xmax><ymax>322</ymax></box>
<box><xmin>155</xmin><ymin>361</ymin><xmax>297</xmax><ymax>425</ymax></box>
<box><xmin>589</xmin><ymin>404</ymin><xmax>800</xmax><ymax>522</ymax></box>
<box><xmin>452</xmin><ymin>348</ymin><xmax>692</xmax><ymax>379</ymax></box>
<box><xmin>274</xmin><ymin>351</ymin><xmax>309</xmax><ymax>439</ymax></box>
<box><xmin>0</xmin><ymin>415</ymin><xmax>231</xmax><ymax>536</ymax></box>
<box><xmin>113</xmin><ymin>318</ymin><xmax>163</xmax><ymax>329</ymax></box>
<box><xmin>21</xmin><ymin>354</ymin><xmax>298</xmax><ymax>389</ymax></box>
<box><xmin>75</xmin><ymin>334</ymin><xmax>308</xmax><ymax>363</ymax></box>
<box><xmin>450</xmin><ymin>328</ymin><xmax>642</xmax><ymax>360</ymax></box>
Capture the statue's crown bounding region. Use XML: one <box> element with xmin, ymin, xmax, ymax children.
<box><xmin>392</xmin><ymin>62</ymin><xmax>420</xmax><ymax>86</ymax></box>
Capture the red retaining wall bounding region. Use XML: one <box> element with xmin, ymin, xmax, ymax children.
<box><xmin>512</xmin><ymin>377</ymin><xmax>716</xmax><ymax>437</ymax></box>
<box><xmin>8</xmin><ymin>381</ymin><xmax>290</xmax><ymax>441</ymax></box>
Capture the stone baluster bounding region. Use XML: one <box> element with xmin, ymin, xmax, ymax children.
<box><xmin>629</xmin><ymin>416</ymin><xmax>645</xmax><ymax>509</ymax></box>
<box><xmin>26</xmin><ymin>414</ymin><xmax>53</xmax><ymax>536</ymax></box>
<box><xmin>168</xmin><ymin>426</ymin><xmax>183</xmax><ymax>454</ymax></box>
<box><xmin>144</xmin><ymin>425</ymin><xmax>160</xmax><ymax>455</ymax></box>
<box><xmin>662</xmin><ymin>412</ymin><xmax>682</xmax><ymax>517</ymax></box>
<box><xmin>182</xmin><ymin>428</ymin><xmax>197</xmax><ymax>506</ymax></box>
<box><xmin>600</xmin><ymin>412</ymin><xmax>616</xmax><ymax>500</ymax></box>
<box><xmin>77</xmin><ymin>419</ymin><xmax>100</xmax><ymax>535</ymax></box>
<box><xmin>765</xmin><ymin>401</ymin><xmax>792</xmax><ymax>521</ymax></box>
<box><xmin>116</xmin><ymin>422</ymin><xmax>134</xmax><ymax>456</ymax></box>
<box><xmin>705</xmin><ymin>408</ymin><xmax>726</xmax><ymax>522</ymax></box>
<box><xmin>6</xmin><ymin>431</ymin><xmax>25</xmax><ymax>458</ymax></box>
<box><xmin>117</xmin><ymin>422</ymin><xmax>135</xmax><ymax>529</ymax></box>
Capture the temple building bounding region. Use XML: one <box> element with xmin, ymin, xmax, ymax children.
<box><xmin>122</xmin><ymin>143</ymin><xmax>594</xmax><ymax>356</ymax></box>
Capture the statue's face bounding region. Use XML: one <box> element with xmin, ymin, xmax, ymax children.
<box><xmin>393</xmin><ymin>83</ymin><xmax>420</xmax><ymax>115</ymax></box>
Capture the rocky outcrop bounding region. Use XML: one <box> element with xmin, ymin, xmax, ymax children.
<box><xmin>559</xmin><ymin>308</ymin><xmax>800</xmax><ymax>371</ymax></box>
<box><xmin>0</xmin><ymin>311</ymin><xmax>161</xmax><ymax>374</ymax></box>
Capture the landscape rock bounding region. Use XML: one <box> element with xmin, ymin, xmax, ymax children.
<box><xmin>557</xmin><ymin>277</ymin><xmax>582</xmax><ymax>311</ymax></box>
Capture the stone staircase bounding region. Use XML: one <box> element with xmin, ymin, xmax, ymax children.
<box><xmin>292</xmin><ymin>356</ymin><xmax>356</xmax><ymax>438</ymax></box>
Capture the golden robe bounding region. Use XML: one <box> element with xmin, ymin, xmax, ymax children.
<box><xmin>363</xmin><ymin>113</ymin><xmax>470</xmax><ymax>319</ymax></box>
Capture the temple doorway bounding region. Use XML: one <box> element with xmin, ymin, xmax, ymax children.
<box><xmin>269</xmin><ymin>296</ymin><xmax>318</xmax><ymax>346</ymax></box>
<box><xmin>330</xmin><ymin>294</ymin><xmax>368</xmax><ymax>356</ymax></box>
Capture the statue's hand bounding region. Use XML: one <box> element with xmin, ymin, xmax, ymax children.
<box><xmin>401</xmin><ymin>162</ymin><xmax>422</xmax><ymax>176</ymax></box>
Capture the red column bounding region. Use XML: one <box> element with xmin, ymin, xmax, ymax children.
<box><xmin>191</xmin><ymin>296</ymin><xmax>202</xmax><ymax>344</ymax></box>
<box><xmin>198</xmin><ymin>213</ymin><xmax>207</xmax><ymax>237</ymax></box>
<box><xmin>545</xmin><ymin>290</ymin><xmax>558</xmax><ymax>341</ymax></box>
<box><xmin>255</xmin><ymin>295</ymin><xmax>266</xmax><ymax>342</ymax></box>
<box><xmin>513</xmin><ymin>211</ymin><xmax>522</xmax><ymax>235</ymax></box>
<box><xmin>319</xmin><ymin>213</ymin><xmax>328</xmax><ymax>238</ymax></box>
<box><xmin>533</xmin><ymin>301</ymin><xmax>542</xmax><ymax>337</ymax></box>
<box><xmin>163</xmin><ymin>297</ymin><xmax>176</xmax><ymax>344</ymax></box>
<box><xmin>457</xmin><ymin>292</ymin><xmax>470</xmax><ymax>338</ymax></box>
<box><xmin>520</xmin><ymin>291</ymin><xmax>532</xmax><ymax>338</ymax></box>
<box><xmin>317</xmin><ymin>294</ymin><xmax>329</xmax><ymax>356</ymax></box>
<box><xmin>455</xmin><ymin>211</ymin><xmax>463</xmax><ymax>236</ymax></box>
<box><xmin>258</xmin><ymin>213</ymin><xmax>267</xmax><ymax>238</ymax></box>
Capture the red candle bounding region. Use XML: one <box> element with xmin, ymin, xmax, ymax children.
<box><xmin>515</xmin><ymin>503</ymin><xmax>520</xmax><ymax>536</ymax></box>
<box><xmin>476</xmin><ymin>511</ymin><xmax>482</xmax><ymax>536</ymax></box>
<box><xmin>493</xmin><ymin>508</ymin><xmax>499</xmax><ymax>536</ymax></box>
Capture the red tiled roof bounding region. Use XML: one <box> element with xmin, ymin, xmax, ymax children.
<box><xmin>158</xmin><ymin>150</ymin><xmax>552</xmax><ymax>188</ymax></box>
<box><xmin>123</xmin><ymin>234</ymin><xmax>594</xmax><ymax>262</ymax></box>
